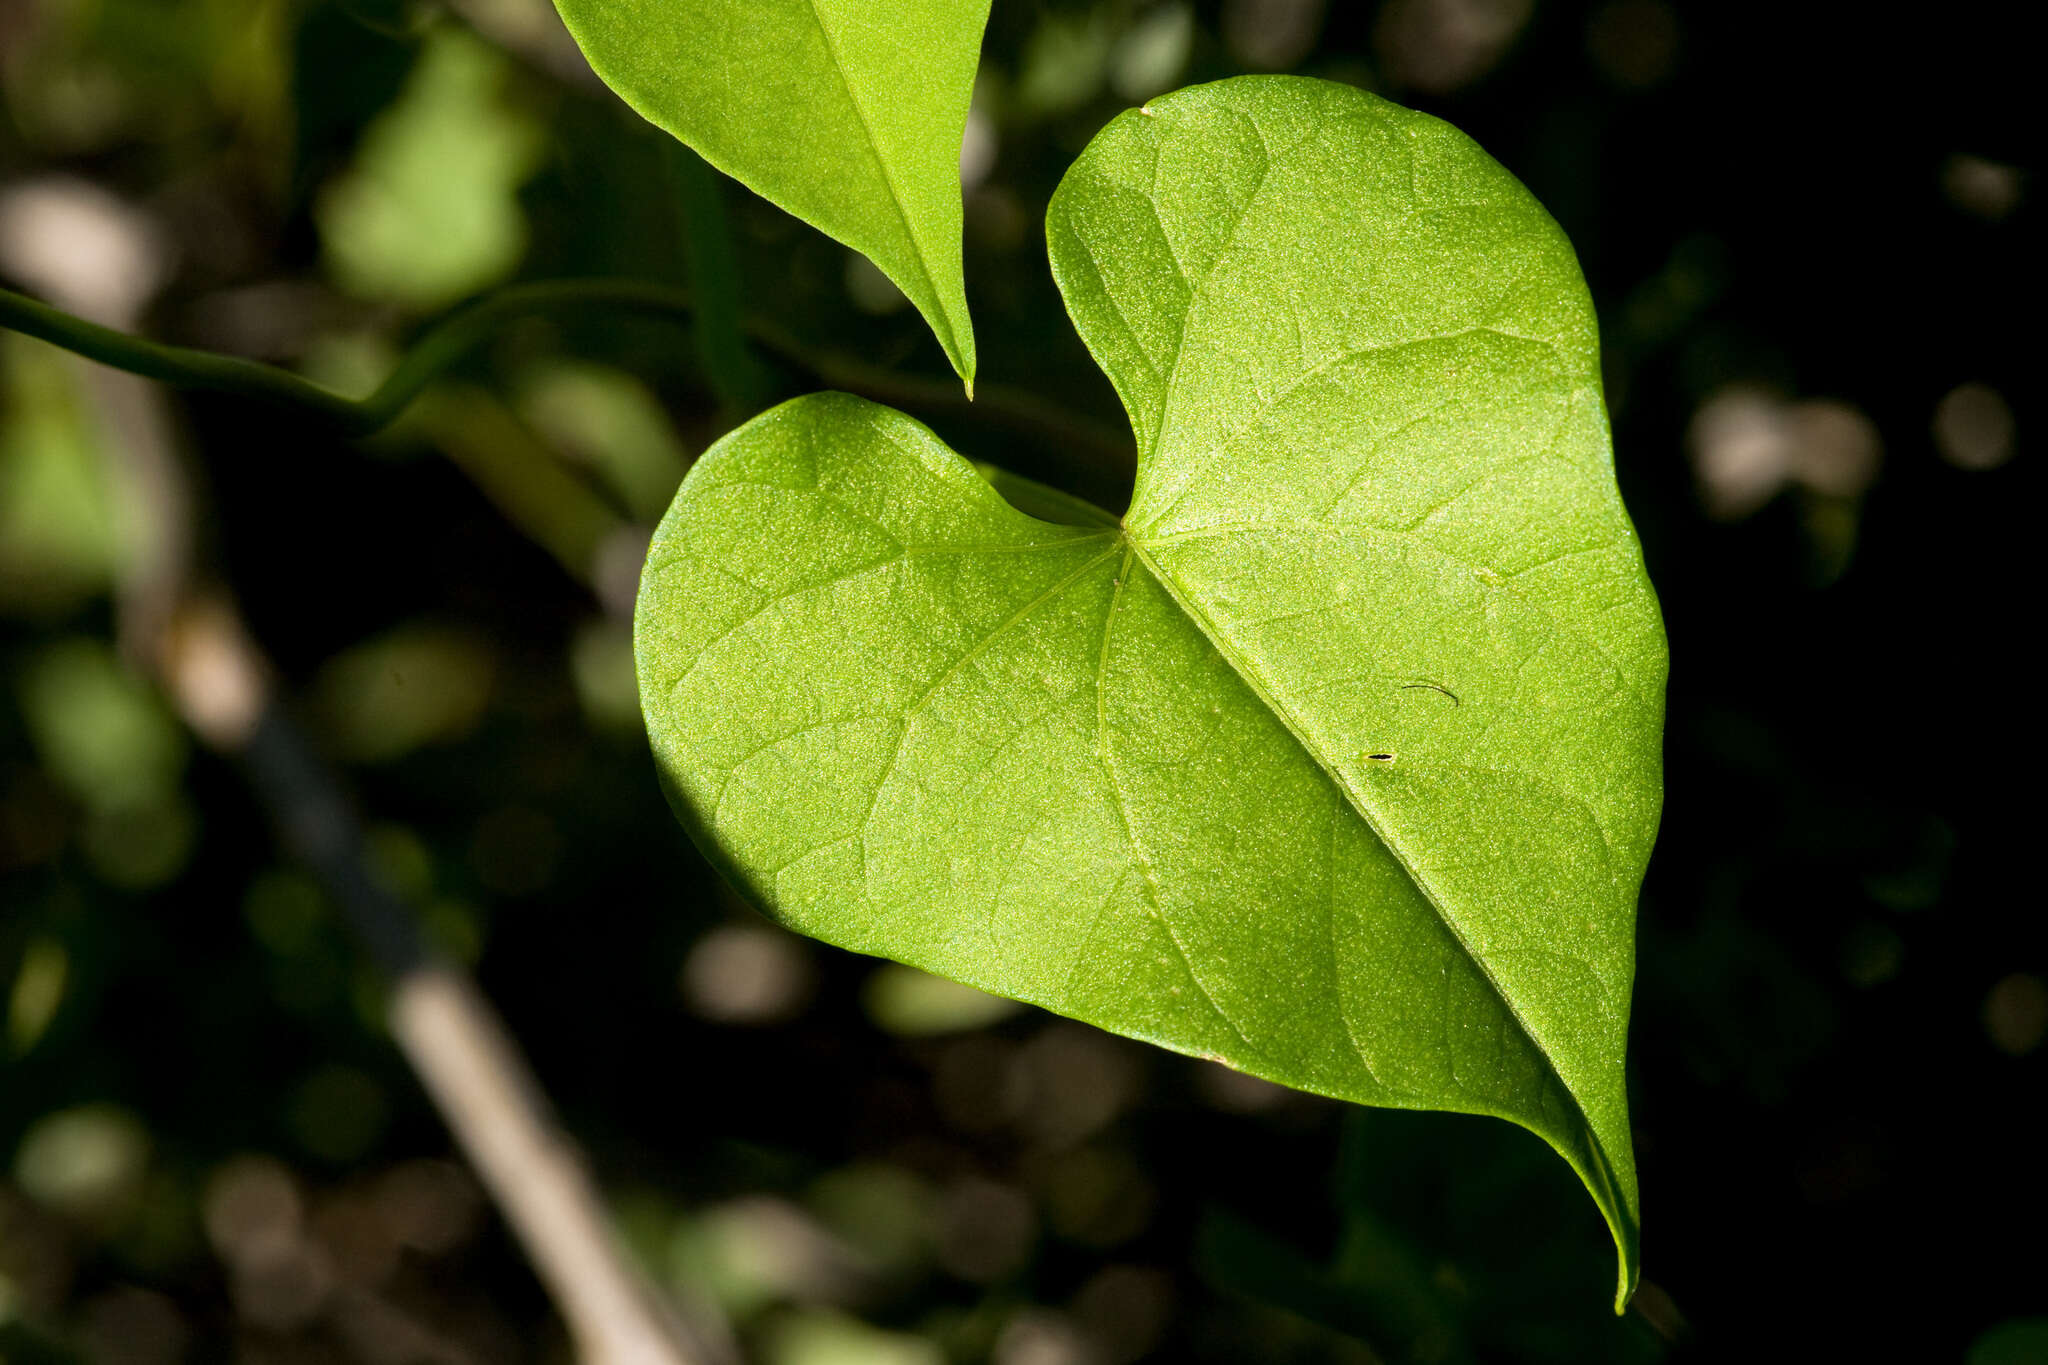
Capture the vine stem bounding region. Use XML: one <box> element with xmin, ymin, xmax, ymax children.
<box><xmin>1</xmin><ymin>279</ymin><xmax>703</xmax><ymax>435</ymax></box>
<box><xmin>0</xmin><ymin>280</ymin><xmax>1133</xmax><ymax>477</ymax></box>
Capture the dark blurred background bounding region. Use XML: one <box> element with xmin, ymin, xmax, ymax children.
<box><xmin>0</xmin><ymin>1</ymin><xmax>2039</xmax><ymax>1362</ymax></box>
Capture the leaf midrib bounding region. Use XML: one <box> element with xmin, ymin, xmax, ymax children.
<box><xmin>801</xmin><ymin>0</ymin><xmax>961</xmax><ymax>364</ymax></box>
<box><xmin>1119</xmin><ymin>527</ymin><xmax>1608</xmax><ymax>1166</ymax></box>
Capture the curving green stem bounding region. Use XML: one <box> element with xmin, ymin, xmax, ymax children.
<box><xmin>0</xmin><ymin>278</ymin><xmax>1132</xmax><ymax>474</ymax></box>
<box><xmin>0</xmin><ymin>279</ymin><xmax>712</xmax><ymax>436</ymax></box>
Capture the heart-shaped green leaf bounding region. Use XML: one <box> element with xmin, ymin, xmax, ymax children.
<box><xmin>636</xmin><ymin>77</ymin><xmax>1665</xmax><ymax>1307</ymax></box>
<box><xmin>552</xmin><ymin>0</ymin><xmax>989</xmax><ymax>386</ymax></box>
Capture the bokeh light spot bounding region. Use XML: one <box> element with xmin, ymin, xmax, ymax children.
<box><xmin>1982</xmin><ymin>974</ymin><xmax>2048</xmax><ymax>1057</ymax></box>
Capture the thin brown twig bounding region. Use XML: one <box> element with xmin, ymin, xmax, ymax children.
<box><xmin>159</xmin><ymin>601</ymin><xmax>733</xmax><ymax>1365</ymax></box>
<box><xmin>19</xmin><ymin>245</ymin><xmax>731</xmax><ymax>1364</ymax></box>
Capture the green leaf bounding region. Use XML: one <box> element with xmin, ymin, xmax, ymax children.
<box><xmin>635</xmin><ymin>77</ymin><xmax>1665</xmax><ymax>1308</ymax></box>
<box><xmin>318</xmin><ymin>29</ymin><xmax>542</xmax><ymax>309</ymax></box>
<box><xmin>552</xmin><ymin>0</ymin><xmax>988</xmax><ymax>387</ymax></box>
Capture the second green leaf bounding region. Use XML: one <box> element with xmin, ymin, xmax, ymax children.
<box><xmin>552</xmin><ymin>0</ymin><xmax>990</xmax><ymax>386</ymax></box>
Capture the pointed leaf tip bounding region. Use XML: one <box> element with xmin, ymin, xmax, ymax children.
<box><xmin>553</xmin><ymin>0</ymin><xmax>988</xmax><ymax>379</ymax></box>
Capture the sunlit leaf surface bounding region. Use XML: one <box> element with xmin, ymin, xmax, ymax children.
<box><xmin>636</xmin><ymin>77</ymin><xmax>1666</xmax><ymax>1305</ymax></box>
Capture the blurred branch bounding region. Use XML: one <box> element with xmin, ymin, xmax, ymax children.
<box><xmin>161</xmin><ymin>602</ymin><xmax>733</xmax><ymax>1365</ymax></box>
<box><xmin>12</xmin><ymin>232</ymin><xmax>731</xmax><ymax>1363</ymax></box>
<box><xmin>413</xmin><ymin>384</ymin><xmax>645</xmax><ymax>615</ymax></box>
<box><xmin>0</xmin><ymin>279</ymin><xmax>1133</xmax><ymax>474</ymax></box>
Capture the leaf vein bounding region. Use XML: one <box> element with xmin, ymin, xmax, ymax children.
<box><xmin>801</xmin><ymin>0</ymin><xmax>958</xmax><ymax>359</ymax></box>
<box><xmin>1124</xmin><ymin>536</ymin><xmax>1602</xmax><ymax>1164</ymax></box>
<box><xmin>1093</xmin><ymin>545</ymin><xmax>1258</xmax><ymax>1059</ymax></box>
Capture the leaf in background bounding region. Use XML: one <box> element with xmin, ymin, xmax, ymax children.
<box><xmin>636</xmin><ymin>77</ymin><xmax>1665</xmax><ymax>1307</ymax></box>
<box><xmin>552</xmin><ymin>0</ymin><xmax>989</xmax><ymax>388</ymax></box>
<box><xmin>318</xmin><ymin>29</ymin><xmax>542</xmax><ymax>309</ymax></box>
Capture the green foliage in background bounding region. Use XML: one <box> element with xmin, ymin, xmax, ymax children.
<box><xmin>552</xmin><ymin>0</ymin><xmax>992</xmax><ymax>388</ymax></box>
<box><xmin>636</xmin><ymin>77</ymin><xmax>1666</xmax><ymax>1306</ymax></box>
<box><xmin>0</xmin><ymin>339</ymin><xmax>123</xmax><ymax>617</ymax></box>
<box><xmin>317</xmin><ymin>29</ymin><xmax>543</xmax><ymax>308</ymax></box>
